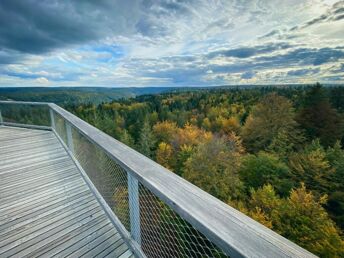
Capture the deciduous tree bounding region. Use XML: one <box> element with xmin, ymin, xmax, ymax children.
<box><xmin>242</xmin><ymin>93</ymin><xmax>303</xmax><ymax>152</ymax></box>
<box><xmin>184</xmin><ymin>136</ymin><xmax>244</xmax><ymax>201</ymax></box>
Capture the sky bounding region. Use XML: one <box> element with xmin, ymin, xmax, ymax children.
<box><xmin>0</xmin><ymin>0</ymin><xmax>343</xmax><ymax>87</ymax></box>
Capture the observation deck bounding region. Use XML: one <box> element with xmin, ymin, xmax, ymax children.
<box><xmin>0</xmin><ymin>101</ymin><xmax>317</xmax><ymax>258</ymax></box>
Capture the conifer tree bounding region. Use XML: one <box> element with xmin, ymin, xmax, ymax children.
<box><xmin>297</xmin><ymin>83</ymin><xmax>343</xmax><ymax>147</ymax></box>
<box><xmin>138</xmin><ymin>118</ymin><xmax>156</xmax><ymax>158</ymax></box>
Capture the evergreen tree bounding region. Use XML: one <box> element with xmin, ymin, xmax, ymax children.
<box><xmin>326</xmin><ymin>141</ymin><xmax>344</xmax><ymax>229</ymax></box>
<box><xmin>138</xmin><ymin>118</ymin><xmax>156</xmax><ymax>158</ymax></box>
<box><xmin>297</xmin><ymin>83</ymin><xmax>343</xmax><ymax>147</ymax></box>
<box><xmin>239</xmin><ymin>152</ymin><xmax>292</xmax><ymax>196</ymax></box>
<box><xmin>119</xmin><ymin>129</ymin><xmax>135</xmax><ymax>148</ymax></box>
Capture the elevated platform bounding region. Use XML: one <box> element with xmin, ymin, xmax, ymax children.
<box><xmin>0</xmin><ymin>101</ymin><xmax>318</xmax><ymax>258</ymax></box>
<box><xmin>0</xmin><ymin>126</ymin><xmax>133</xmax><ymax>258</ymax></box>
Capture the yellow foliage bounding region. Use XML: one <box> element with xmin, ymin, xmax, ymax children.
<box><xmin>173</xmin><ymin>123</ymin><xmax>212</xmax><ymax>149</ymax></box>
<box><xmin>156</xmin><ymin>142</ymin><xmax>174</xmax><ymax>170</ymax></box>
<box><xmin>202</xmin><ymin>117</ymin><xmax>211</xmax><ymax>130</ymax></box>
<box><xmin>249</xmin><ymin>207</ymin><xmax>273</xmax><ymax>229</ymax></box>
<box><xmin>221</xmin><ymin>116</ymin><xmax>241</xmax><ymax>134</ymax></box>
<box><xmin>153</xmin><ymin>121</ymin><xmax>178</xmax><ymax>142</ymax></box>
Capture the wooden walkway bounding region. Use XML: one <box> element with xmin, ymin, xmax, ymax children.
<box><xmin>0</xmin><ymin>126</ymin><xmax>134</xmax><ymax>258</ymax></box>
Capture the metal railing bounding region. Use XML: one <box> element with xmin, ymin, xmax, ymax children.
<box><xmin>0</xmin><ymin>101</ymin><xmax>317</xmax><ymax>258</ymax></box>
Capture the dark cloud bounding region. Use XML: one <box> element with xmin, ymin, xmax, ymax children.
<box><xmin>208</xmin><ymin>43</ymin><xmax>292</xmax><ymax>59</ymax></box>
<box><xmin>134</xmin><ymin>45</ymin><xmax>343</xmax><ymax>84</ymax></box>
<box><xmin>303</xmin><ymin>14</ymin><xmax>329</xmax><ymax>28</ymax></box>
<box><xmin>256</xmin><ymin>47</ymin><xmax>344</xmax><ymax>67</ymax></box>
<box><xmin>241</xmin><ymin>71</ymin><xmax>256</xmax><ymax>79</ymax></box>
<box><xmin>330</xmin><ymin>63</ymin><xmax>344</xmax><ymax>73</ymax></box>
<box><xmin>201</xmin><ymin>47</ymin><xmax>344</xmax><ymax>78</ymax></box>
<box><xmin>297</xmin><ymin>1</ymin><xmax>344</xmax><ymax>29</ymax></box>
<box><xmin>332</xmin><ymin>14</ymin><xmax>344</xmax><ymax>21</ymax></box>
<box><xmin>259</xmin><ymin>29</ymin><xmax>280</xmax><ymax>39</ymax></box>
<box><xmin>287</xmin><ymin>68</ymin><xmax>320</xmax><ymax>76</ymax></box>
<box><xmin>0</xmin><ymin>49</ymin><xmax>22</xmax><ymax>64</ymax></box>
<box><xmin>333</xmin><ymin>7</ymin><xmax>344</xmax><ymax>14</ymax></box>
<box><xmin>0</xmin><ymin>0</ymin><xmax>140</xmax><ymax>54</ymax></box>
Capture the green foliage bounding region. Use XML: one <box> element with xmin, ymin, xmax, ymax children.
<box><xmin>326</xmin><ymin>141</ymin><xmax>344</xmax><ymax>229</ymax></box>
<box><xmin>289</xmin><ymin>140</ymin><xmax>334</xmax><ymax>194</ymax></box>
<box><xmin>119</xmin><ymin>129</ymin><xmax>135</xmax><ymax>148</ymax></box>
<box><xmin>239</xmin><ymin>152</ymin><xmax>292</xmax><ymax>196</ymax></box>
<box><xmin>138</xmin><ymin>118</ymin><xmax>156</xmax><ymax>158</ymax></box>
<box><xmin>297</xmin><ymin>84</ymin><xmax>344</xmax><ymax>147</ymax></box>
<box><xmin>268</xmin><ymin>130</ymin><xmax>295</xmax><ymax>159</ymax></box>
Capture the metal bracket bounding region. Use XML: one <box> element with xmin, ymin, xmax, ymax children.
<box><xmin>128</xmin><ymin>172</ymin><xmax>141</xmax><ymax>245</ymax></box>
<box><xmin>50</xmin><ymin>109</ymin><xmax>55</xmax><ymax>129</ymax></box>
<box><xmin>65</xmin><ymin>122</ymin><xmax>74</xmax><ymax>153</ymax></box>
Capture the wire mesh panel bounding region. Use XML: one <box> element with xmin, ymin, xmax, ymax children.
<box><xmin>49</xmin><ymin>113</ymin><xmax>229</xmax><ymax>258</ymax></box>
<box><xmin>0</xmin><ymin>103</ymin><xmax>50</xmax><ymax>126</ymax></box>
<box><xmin>71</xmin><ymin>128</ymin><xmax>131</xmax><ymax>231</ymax></box>
<box><xmin>53</xmin><ymin>112</ymin><xmax>68</xmax><ymax>145</ymax></box>
<box><xmin>138</xmin><ymin>183</ymin><xmax>228</xmax><ymax>258</ymax></box>
<box><xmin>52</xmin><ymin>117</ymin><xmax>229</xmax><ymax>257</ymax></box>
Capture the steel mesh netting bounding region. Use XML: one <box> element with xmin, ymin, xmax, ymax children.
<box><xmin>0</xmin><ymin>104</ymin><xmax>50</xmax><ymax>126</ymax></box>
<box><xmin>138</xmin><ymin>183</ymin><xmax>228</xmax><ymax>258</ymax></box>
<box><xmin>71</xmin><ymin>127</ymin><xmax>131</xmax><ymax>231</ymax></box>
<box><xmin>53</xmin><ymin>115</ymin><xmax>228</xmax><ymax>258</ymax></box>
<box><xmin>53</xmin><ymin>112</ymin><xmax>68</xmax><ymax>145</ymax></box>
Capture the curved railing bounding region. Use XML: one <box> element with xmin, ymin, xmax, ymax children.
<box><xmin>0</xmin><ymin>100</ymin><xmax>317</xmax><ymax>258</ymax></box>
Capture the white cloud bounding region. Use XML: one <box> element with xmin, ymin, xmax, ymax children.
<box><xmin>0</xmin><ymin>0</ymin><xmax>343</xmax><ymax>86</ymax></box>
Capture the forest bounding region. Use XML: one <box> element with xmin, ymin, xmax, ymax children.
<box><xmin>64</xmin><ymin>84</ymin><xmax>344</xmax><ymax>257</ymax></box>
<box><xmin>0</xmin><ymin>86</ymin><xmax>175</xmax><ymax>105</ymax></box>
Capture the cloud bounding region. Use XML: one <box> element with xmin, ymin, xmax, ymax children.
<box><xmin>0</xmin><ymin>0</ymin><xmax>141</xmax><ymax>54</ymax></box>
<box><xmin>287</xmin><ymin>68</ymin><xmax>320</xmax><ymax>76</ymax></box>
<box><xmin>208</xmin><ymin>43</ymin><xmax>292</xmax><ymax>59</ymax></box>
<box><xmin>0</xmin><ymin>0</ymin><xmax>343</xmax><ymax>86</ymax></box>
<box><xmin>241</xmin><ymin>71</ymin><xmax>256</xmax><ymax>79</ymax></box>
<box><xmin>256</xmin><ymin>47</ymin><xmax>344</xmax><ymax>67</ymax></box>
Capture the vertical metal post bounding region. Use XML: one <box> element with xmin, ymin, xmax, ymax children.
<box><xmin>0</xmin><ymin>110</ymin><xmax>3</xmax><ymax>125</ymax></box>
<box><xmin>66</xmin><ymin>122</ymin><xmax>74</xmax><ymax>153</ymax></box>
<box><xmin>50</xmin><ymin>109</ymin><xmax>55</xmax><ymax>129</ymax></box>
<box><xmin>128</xmin><ymin>172</ymin><xmax>141</xmax><ymax>245</ymax></box>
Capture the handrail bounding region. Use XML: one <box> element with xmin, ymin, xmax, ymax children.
<box><xmin>0</xmin><ymin>100</ymin><xmax>317</xmax><ymax>258</ymax></box>
<box><xmin>0</xmin><ymin>100</ymin><xmax>50</xmax><ymax>105</ymax></box>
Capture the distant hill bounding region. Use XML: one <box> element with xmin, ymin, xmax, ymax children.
<box><xmin>0</xmin><ymin>87</ymin><xmax>177</xmax><ymax>106</ymax></box>
<box><xmin>0</xmin><ymin>84</ymin><xmax>342</xmax><ymax>106</ymax></box>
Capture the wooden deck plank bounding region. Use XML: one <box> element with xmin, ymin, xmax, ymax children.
<box><xmin>33</xmin><ymin>220</ymin><xmax>113</xmax><ymax>257</ymax></box>
<box><xmin>63</xmin><ymin>226</ymin><xmax>118</xmax><ymax>257</ymax></box>
<box><xmin>0</xmin><ymin>126</ymin><xmax>134</xmax><ymax>258</ymax></box>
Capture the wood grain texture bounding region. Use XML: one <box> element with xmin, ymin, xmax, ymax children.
<box><xmin>0</xmin><ymin>126</ymin><xmax>133</xmax><ymax>258</ymax></box>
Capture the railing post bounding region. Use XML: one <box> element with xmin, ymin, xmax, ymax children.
<box><xmin>0</xmin><ymin>110</ymin><xmax>3</xmax><ymax>125</ymax></box>
<box><xmin>50</xmin><ymin>109</ymin><xmax>55</xmax><ymax>129</ymax></box>
<box><xmin>128</xmin><ymin>172</ymin><xmax>141</xmax><ymax>245</ymax></box>
<box><xmin>65</xmin><ymin>122</ymin><xmax>74</xmax><ymax>153</ymax></box>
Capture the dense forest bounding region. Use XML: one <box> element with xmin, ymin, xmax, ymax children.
<box><xmin>0</xmin><ymin>86</ymin><xmax>176</xmax><ymax>105</ymax></box>
<box><xmin>64</xmin><ymin>84</ymin><xmax>344</xmax><ymax>257</ymax></box>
